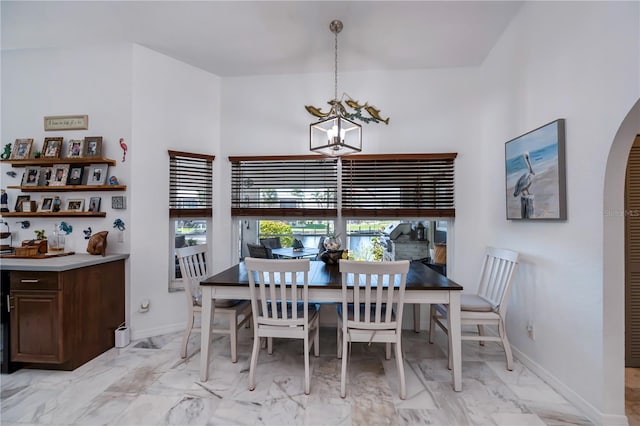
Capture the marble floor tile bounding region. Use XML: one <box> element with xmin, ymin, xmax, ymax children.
<box><xmin>1</xmin><ymin>328</ymin><xmax>596</xmax><ymax>425</ymax></box>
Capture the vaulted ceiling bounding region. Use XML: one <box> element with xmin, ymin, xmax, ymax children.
<box><xmin>1</xmin><ymin>1</ymin><xmax>523</xmax><ymax>77</ymax></box>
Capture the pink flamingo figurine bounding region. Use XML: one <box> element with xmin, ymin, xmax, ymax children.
<box><xmin>119</xmin><ymin>138</ymin><xmax>128</xmax><ymax>162</ymax></box>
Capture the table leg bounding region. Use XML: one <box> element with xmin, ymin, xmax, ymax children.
<box><xmin>413</xmin><ymin>304</ymin><xmax>420</xmax><ymax>332</ymax></box>
<box><xmin>200</xmin><ymin>286</ymin><xmax>215</xmax><ymax>382</ymax></box>
<box><xmin>448</xmin><ymin>291</ymin><xmax>462</xmax><ymax>391</ymax></box>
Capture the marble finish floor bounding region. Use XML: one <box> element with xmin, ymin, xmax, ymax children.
<box><xmin>1</xmin><ymin>327</ymin><xmax>592</xmax><ymax>425</ymax></box>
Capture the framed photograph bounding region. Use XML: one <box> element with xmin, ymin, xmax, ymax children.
<box><xmin>505</xmin><ymin>118</ymin><xmax>567</xmax><ymax>220</ymax></box>
<box><xmin>49</xmin><ymin>164</ymin><xmax>70</xmax><ymax>186</ymax></box>
<box><xmin>42</xmin><ymin>137</ymin><xmax>63</xmax><ymax>158</ymax></box>
<box><xmin>88</xmin><ymin>196</ymin><xmax>101</xmax><ymax>212</ymax></box>
<box><xmin>38</xmin><ymin>196</ymin><xmax>54</xmax><ymax>212</ymax></box>
<box><xmin>39</xmin><ymin>166</ymin><xmax>54</xmax><ymax>186</ymax></box>
<box><xmin>11</xmin><ymin>138</ymin><xmax>33</xmax><ymax>160</ymax></box>
<box><xmin>22</xmin><ymin>167</ymin><xmax>41</xmax><ymax>186</ymax></box>
<box><xmin>66</xmin><ymin>139</ymin><xmax>84</xmax><ymax>158</ymax></box>
<box><xmin>44</xmin><ymin>115</ymin><xmax>88</xmax><ymax>131</ymax></box>
<box><xmin>67</xmin><ymin>166</ymin><xmax>84</xmax><ymax>185</ymax></box>
<box><xmin>83</xmin><ymin>136</ymin><xmax>102</xmax><ymax>157</ymax></box>
<box><xmin>87</xmin><ymin>164</ymin><xmax>108</xmax><ymax>185</ymax></box>
<box><xmin>65</xmin><ymin>199</ymin><xmax>85</xmax><ymax>212</ymax></box>
<box><xmin>14</xmin><ymin>195</ymin><xmax>30</xmax><ymax>212</ymax></box>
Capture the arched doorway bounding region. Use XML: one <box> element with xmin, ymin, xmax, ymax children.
<box><xmin>603</xmin><ymin>99</ymin><xmax>640</xmax><ymax>419</ymax></box>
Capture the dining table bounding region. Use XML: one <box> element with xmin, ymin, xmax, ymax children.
<box><xmin>271</xmin><ymin>246</ymin><xmax>319</xmax><ymax>259</ymax></box>
<box><xmin>199</xmin><ymin>260</ymin><xmax>464</xmax><ymax>391</ymax></box>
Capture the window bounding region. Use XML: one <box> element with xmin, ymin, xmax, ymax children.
<box><xmin>169</xmin><ymin>150</ymin><xmax>214</xmax><ymax>288</ymax></box>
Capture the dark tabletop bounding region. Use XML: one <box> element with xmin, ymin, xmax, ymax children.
<box><xmin>201</xmin><ymin>260</ymin><xmax>462</xmax><ymax>291</ymax></box>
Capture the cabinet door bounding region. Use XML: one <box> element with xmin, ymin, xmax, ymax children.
<box><xmin>10</xmin><ymin>290</ymin><xmax>64</xmax><ymax>363</ymax></box>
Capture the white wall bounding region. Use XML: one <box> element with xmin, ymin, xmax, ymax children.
<box><xmin>478</xmin><ymin>2</ymin><xmax>639</xmax><ymax>423</ymax></box>
<box><xmin>129</xmin><ymin>45</ymin><xmax>221</xmax><ymax>338</ymax></box>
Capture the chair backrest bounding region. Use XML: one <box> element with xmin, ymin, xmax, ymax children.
<box><xmin>476</xmin><ymin>247</ymin><xmax>519</xmax><ymax>315</ymax></box>
<box><xmin>247</xmin><ymin>243</ymin><xmax>273</xmax><ymax>259</ymax></box>
<box><xmin>339</xmin><ymin>260</ymin><xmax>410</xmax><ymax>331</ymax></box>
<box><xmin>260</xmin><ymin>237</ymin><xmax>282</xmax><ymax>249</ymax></box>
<box><xmin>245</xmin><ymin>257</ymin><xmax>310</xmax><ymax>327</ymax></box>
<box><xmin>176</xmin><ymin>244</ymin><xmax>209</xmax><ymax>307</ymax></box>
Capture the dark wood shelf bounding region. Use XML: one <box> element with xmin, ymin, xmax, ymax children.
<box><xmin>6</xmin><ymin>185</ymin><xmax>126</xmax><ymax>192</ymax></box>
<box><xmin>1</xmin><ymin>157</ymin><xmax>116</xmax><ymax>167</ymax></box>
<box><xmin>0</xmin><ymin>212</ymin><xmax>106</xmax><ymax>218</ymax></box>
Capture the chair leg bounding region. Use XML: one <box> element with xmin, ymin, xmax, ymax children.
<box><xmin>313</xmin><ymin>322</ymin><xmax>320</xmax><ymax>357</ymax></box>
<box><xmin>478</xmin><ymin>325</ymin><xmax>486</xmax><ymax>346</ymax></box>
<box><xmin>337</xmin><ymin>323</ymin><xmax>342</xmax><ymax>359</ymax></box>
<box><xmin>413</xmin><ymin>304</ymin><xmax>420</xmax><ymax>332</ymax></box>
<box><xmin>230</xmin><ymin>313</ymin><xmax>238</xmax><ymax>363</ymax></box>
<box><xmin>267</xmin><ymin>337</ymin><xmax>273</xmax><ymax>355</ymax></box>
<box><xmin>395</xmin><ymin>340</ymin><xmax>406</xmax><ymax>400</ymax></box>
<box><xmin>249</xmin><ymin>330</ymin><xmax>261</xmax><ymax>391</ymax></box>
<box><xmin>428</xmin><ymin>304</ymin><xmax>437</xmax><ymax>344</ymax></box>
<box><xmin>304</xmin><ymin>334</ymin><xmax>311</xmax><ymax>395</ymax></box>
<box><xmin>385</xmin><ymin>343</ymin><xmax>391</xmax><ymax>360</ymax></box>
<box><xmin>181</xmin><ymin>313</ymin><xmax>195</xmax><ymax>359</ymax></box>
<box><xmin>340</xmin><ymin>333</ymin><xmax>349</xmax><ymax>398</ymax></box>
<box><xmin>499</xmin><ymin>319</ymin><xmax>514</xmax><ymax>371</ymax></box>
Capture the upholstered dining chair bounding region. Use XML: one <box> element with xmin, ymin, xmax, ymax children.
<box><xmin>247</xmin><ymin>242</ymin><xmax>273</xmax><ymax>259</ymax></box>
<box><xmin>245</xmin><ymin>257</ymin><xmax>320</xmax><ymax>395</ymax></box>
<box><xmin>176</xmin><ymin>244</ymin><xmax>251</xmax><ymax>362</ymax></box>
<box><xmin>337</xmin><ymin>259</ymin><xmax>410</xmax><ymax>399</ymax></box>
<box><xmin>429</xmin><ymin>246</ymin><xmax>519</xmax><ymax>370</ymax></box>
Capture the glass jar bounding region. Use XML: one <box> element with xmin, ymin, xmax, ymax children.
<box><xmin>49</xmin><ymin>223</ymin><xmax>65</xmax><ymax>252</ymax></box>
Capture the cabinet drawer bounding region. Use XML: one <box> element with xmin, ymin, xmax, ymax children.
<box><xmin>10</xmin><ymin>271</ymin><xmax>60</xmax><ymax>290</ymax></box>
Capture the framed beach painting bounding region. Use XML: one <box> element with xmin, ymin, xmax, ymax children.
<box><xmin>505</xmin><ymin>119</ymin><xmax>566</xmax><ymax>220</ymax></box>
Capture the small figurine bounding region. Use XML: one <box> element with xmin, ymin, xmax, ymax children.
<box><xmin>113</xmin><ymin>218</ymin><xmax>125</xmax><ymax>231</ymax></box>
<box><xmin>51</xmin><ymin>196</ymin><xmax>62</xmax><ymax>212</ymax></box>
<box><xmin>6</xmin><ymin>171</ymin><xmax>16</xmax><ymax>178</ymax></box>
<box><xmin>108</xmin><ymin>176</ymin><xmax>119</xmax><ymax>185</ymax></box>
<box><xmin>87</xmin><ymin>231</ymin><xmax>108</xmax><ymax>256</ymax></box>
<box><xmin>17</xmin><ymin>220</ymin><xmax>30</xmax><ymax>229</ymax></box>
<box><xmin>83</xmin><ymin>227</ymin><xmax>92</xmax><ymax>240</ymax></box>
<box><xmin>0</xmin><ymin>190</ymin><xmax>8</xmax><ymax>212</ymax></box>
<box><xmin>60</xmin><ymin>221</ymin><xmax>73</xmax><ymax>235</ymax></box>
<box><xmin>1</xmin><ymin>143</ymin><xmax>11</xmax><ymax>160</ymax></box>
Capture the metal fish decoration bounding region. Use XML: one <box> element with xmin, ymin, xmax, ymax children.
<box><xmin>306</xmin><ymin>94</ymin><xmax>390</xmax><ymax>125</ymax></box>
<box><xmin>305</xmin><ymin>105</ymin><xmax>330</xmax><ymax>118</ymax></box>
<box><xmin>364</xmin><ymin>105</ymin><xmax>390</xmax><ymax>125</ymax></box>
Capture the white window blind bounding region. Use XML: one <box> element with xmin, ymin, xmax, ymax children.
<box><xmin>168</xmin><ymin>150</ymin><xmax>214</xmax><ymax>218</ymax></box>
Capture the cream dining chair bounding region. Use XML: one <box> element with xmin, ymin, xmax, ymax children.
<box><xmin>245</xmin><ymin>257</ymin><xmax>320</xmax><ymax>395</ymax></box>
<box><xmin>337</xmin><ymin>259</ymin><xmax>410</xmax><ymax>399</ymax></box>
<box><xmin>429</xmin><ymin>246</ymin><xmax>519</xmax><ymax>370</ymax></box>
<box><xmin>176</xmin><ymin>244</ymin><xmax>251</xmax><ymax>362</ymax></box>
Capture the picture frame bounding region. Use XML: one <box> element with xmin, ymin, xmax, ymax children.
<box><xmin>42</xmin><ymin>137</ymin><xmax>63</xmax><ymax>158</ymax></box>
<box><xmin>22</xmin><ymin>166</ymin><xmax>41</xmax><ymax>186</ymax></box>
<box><xmin>49</xmin><ymin>164</ymin><xmax>70</xmax><ymax>186</ymax></box>
<box><xmin>83</xmin><ymin>136</ymin><xmax>102</xmax><ymax>157</ymax></box>
<box><xmin>65</xmin><ymin>199</ymin><xmax>85</xmax><ymax>212</ymax></box>
<box><xmin>505</xmin><ymin>118</ymin><xmax>567</xmax><ymax>220</ymax></box>
<box><xmin>66</xmin><ymin>139</ymin><xmax>84</xmax><ymax>158</ymax></box>
<box><xmin>39</xmin><ymin>166</ymin><xmax>54</xmax><ymax>186</ymax></box>
<box><xmin>88</xmin><ymin>196</ymin><xmax>101</xmax><ymax>212</ymax></box>
<box><xmin>14</xmin><ymin>195</ymin><xmax>30</xmax><ymax>212</ymax></box>
<box><xmin>87</xmin><ymin>163</ymin><xmax>108</xmax><ymax>185</ymax></box>
<box><xmin>11</xmin><ymin>138</ymin><xmax>33</xmax><ymax>160</ymax></box>
<box><xmin>67</xmin><ymin>166</ymin><xmax>84</xmax><ymax>185</ymax></box>
<box><xmin>44</xmin><ymin>115</ymin><xmax>88</xmax><ymax>131</ymax></box>
<box><xmin>38</xmin><ymin>196</ymin><xmax>54</xmax><ymax>212</ymax></box>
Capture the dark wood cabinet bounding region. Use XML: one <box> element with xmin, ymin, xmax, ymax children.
<box><xmin>8</xmin><ymin>259</ymin><xmax>125</xmax><ymax>370</ymax></box>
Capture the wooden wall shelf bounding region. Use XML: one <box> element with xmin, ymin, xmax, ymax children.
<box><xmin>1</xmin><ymin>158</ymin><xmax>116</xmax><ymax>167</ymax></box>
<box><xmin>7</xmin><ymin>185</ymin><xmax>126</xmax><ymax>192</ymax></box>
<box><xmin>0</xmin><ymin>212</ymin><xmax>106</xmax><ymax>218</ymax></box>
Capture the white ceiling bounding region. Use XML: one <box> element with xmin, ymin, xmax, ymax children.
<box><xmin>1</xmin><ymin>1</ymin><xmax>523</xmax><ymax>77</ymax></box>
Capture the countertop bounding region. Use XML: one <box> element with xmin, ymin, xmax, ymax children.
<box><xmin>0</xmin><ymin>253</ymin><xmax>129</xmax><ymax>272</ymax></box>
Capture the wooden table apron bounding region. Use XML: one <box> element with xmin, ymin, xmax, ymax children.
<box><xmin>199</xmin><ymin>260</ymin><xmax>463</xmax><ymax>391</ymax></box>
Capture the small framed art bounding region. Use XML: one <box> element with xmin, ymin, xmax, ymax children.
<box><xmin>83</xmin><ymin>136</ymin><xmax>102</xmax><ymax>157</ymax></box>
<box><xmin>22</xmin><ymin>167</ymin><xmax>40</xmax><ymax>186</ymax></box>
<box><xmin>88</xmin><ymin>196</ymin><xmax>101</xmax><ymax>212</ymax></box>
<box><xmin>50</xmin><ymin>164</ymin><xmax>70</xmax><ymax>186</ymax></box>
<box><xmin>11</xmin><ymin>139</ymin><xmax>33</xmax><ymax>160</ymax></box>
<box><xmin>65</xmin><ymin>199</ymin><xmax>85</xmax><ymax>212</ymax></box>
<box><xmin>87</xmin><ymin>164</ymin><xmax>108</xmax><ymax>185</ymax></box>
<box><xmin>67</xmin><ymin>139</ymin><xmax>84</xmax><ymax>158</ymax></box>
<box><xmin>67</xmin><ymin>166</ymin><xmax>84</xmax><ymax>185</ymax></box>
<box><xmin>42</xmin><ymin>137</ymin><xmax>63</xmax><ymax>158</ymax></box>
<box><xmin>44</xmin><ymin>115</ymin><xmax>88</xmax><ymax>131</ymax></box>
<box><xmin>38</xmin><ymin>196</ymin><xmax>54</xmax><ymax>212</ymax></box>
<box><xmin>14</xmin><ymin>195</ymin><xmax>30</xmax><ymax>212</ymax></box>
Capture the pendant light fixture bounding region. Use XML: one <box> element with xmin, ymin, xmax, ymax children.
<box><xmin>309</xmin><ymin>20</ymin><xmax>362</xmax><ymax>156</ymax></box>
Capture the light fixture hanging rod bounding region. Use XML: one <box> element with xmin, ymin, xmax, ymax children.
<box><xmin>330</xmin><ymin>20</ymin><xmax>342</xmax><ymax>104</ymax></box>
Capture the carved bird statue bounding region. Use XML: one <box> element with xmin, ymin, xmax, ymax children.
<box><xmin>513</xmin><ymin>152</ymin><xmax>536</xmax><ymax>197</ymax></box>
<box><xmin>119</xmin><ymin>138</ymin><xmax>128</xmax><ymax>162</ymax></box>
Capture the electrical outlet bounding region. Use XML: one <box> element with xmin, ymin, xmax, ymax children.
<box><xmin>527</xmin><ymin>321</ymin><xmax>535</xmax><ymax>340</ymax></box>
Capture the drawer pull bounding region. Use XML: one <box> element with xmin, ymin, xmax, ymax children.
<box><xmin>20</xmin><ymin>279</ymin><xmax>40</xmax><ymax>283</ymax></box>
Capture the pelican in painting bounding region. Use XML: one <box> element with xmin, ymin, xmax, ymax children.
<box><xmin>513</xmin><ymin>152</ymin><xmax>535</xmax><ymax>197</ymax></box>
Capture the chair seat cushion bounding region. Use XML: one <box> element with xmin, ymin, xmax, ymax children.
<box><xmin>460</xmin><ymin>294</ymin><xmax>494</xmax><ymax>312</ymax></box>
